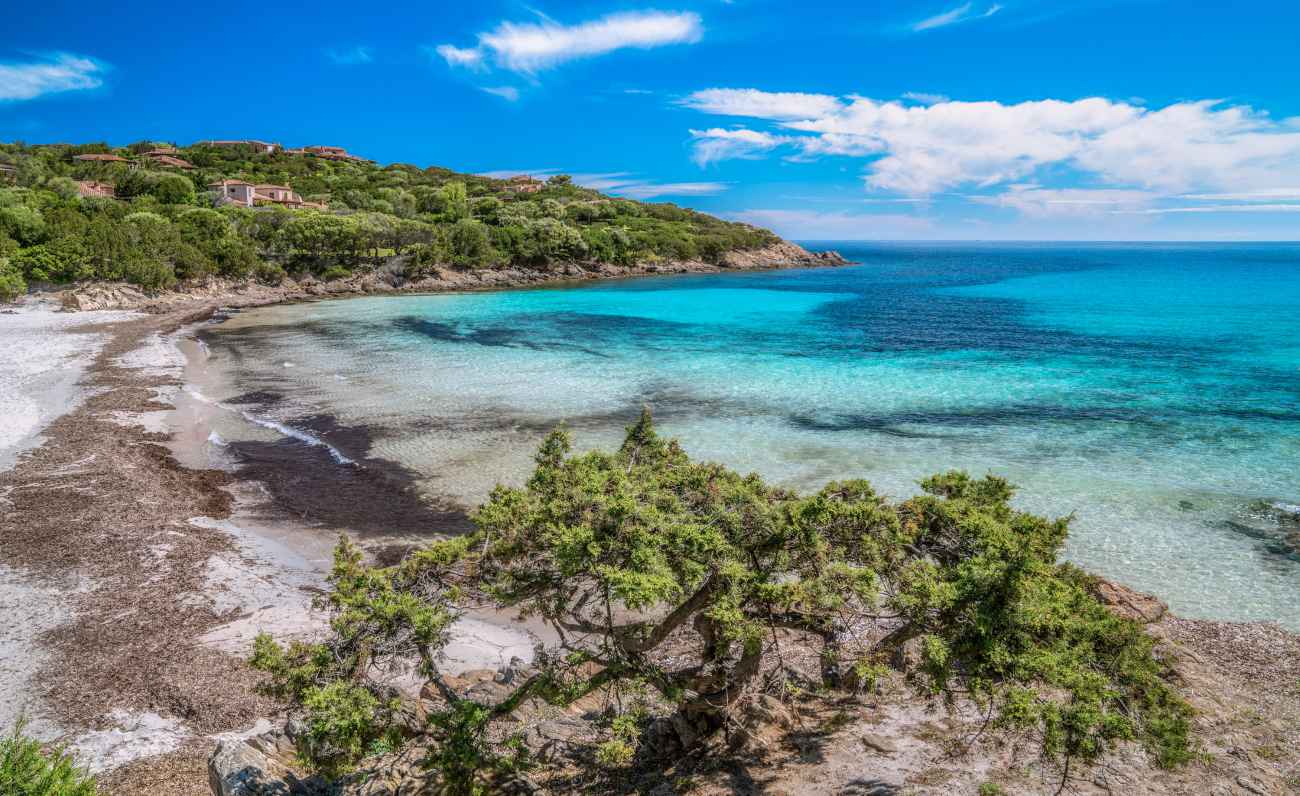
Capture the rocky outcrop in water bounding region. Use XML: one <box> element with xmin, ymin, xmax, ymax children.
<box><xmin>1224</xmin><ymin>500</ymin><xmax>1300</xmax><ymax>562</ymax></box>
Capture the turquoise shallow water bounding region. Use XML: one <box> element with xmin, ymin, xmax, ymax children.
<box><xmin>203</xmin><ymin>243</ymin><xmax>1300</xmax><ymax>628</ymax></box>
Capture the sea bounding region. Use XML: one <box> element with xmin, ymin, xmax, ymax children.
<box><xmin>192</xmin><ymin>242</ymin><xmax>1300</xmax><ymax>629</ymax></box>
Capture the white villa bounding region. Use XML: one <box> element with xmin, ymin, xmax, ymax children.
<box><xmin>209</xmin><ymin>179</ymin><xmax>326</xmax><ymax>209</ymax></box>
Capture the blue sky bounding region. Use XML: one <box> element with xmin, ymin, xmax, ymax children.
<box><xmin>4</xmin><ymin>0</ymin><xmax>1300</xmax><ymax>240</ymax></box>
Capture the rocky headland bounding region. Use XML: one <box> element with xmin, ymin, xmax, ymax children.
<box><xmin>56</xmin><ymin>241</ymin><xmax>847</xmax><ymax>314</ymax></box>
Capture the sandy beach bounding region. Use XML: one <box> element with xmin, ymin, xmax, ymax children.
<box><xmin>2</xmin><ymin>288</ymin><xmax>1299</xmax><ymax>795</ymax></box>
<box><xmin>0</xmin><ymin>295</ymin><xmax>537</xmax><ymax>793</ymax></box>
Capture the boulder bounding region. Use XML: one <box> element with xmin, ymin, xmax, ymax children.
<box><xmin>519</xmin><ymin>716</ymin><xmax>589</xmax><ymax>761</ymax></box>
<box><xmin>1093</xmin><ymin>579</ymin><xmax>1168</xmax><ymax>624</ymax></box>
<box><xmin>860</xmin><ymin>732</ymin><xmax>901</xmax><ymax>755</ymax></box>
<box><xmin>208</xmin><ymin>730</ymin><xmax>321</xmax><ymax>796</ymax></box>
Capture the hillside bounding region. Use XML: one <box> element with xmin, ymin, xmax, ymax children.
<box><xmin>0</xmin><ymin>139</ymin><xmax>798</xmax><ymax>302</ymax></box>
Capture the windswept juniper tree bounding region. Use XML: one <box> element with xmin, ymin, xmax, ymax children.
<box><xmin>253</xmin><ymin>410</ymin><xmax>1192</xmax><ymax>793</ymax></box>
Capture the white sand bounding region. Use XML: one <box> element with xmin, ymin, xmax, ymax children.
<box><xmin>0</xmin><ymin>565</ymin><xmax>74</xmax><ymax>738</ymax></box>
<box><xmin>0</xmin><ymin>298</ymin><xmax>138</xmax><ymax>472</ymax></box>
<box><xmin>190</xmin><ymin>514</ymin><xmax>539</xmax><ymax>674</ymax></box>
<box><xmin>69</xmin><ymin>710</ymin><xmax>189</xmax><ymax>773</ymax></box>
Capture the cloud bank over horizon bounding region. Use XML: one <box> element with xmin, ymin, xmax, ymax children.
<box><xmin>682</xmin><ymin>88</ymin><xmax>1300</xmax><ymax>218</ymax></box>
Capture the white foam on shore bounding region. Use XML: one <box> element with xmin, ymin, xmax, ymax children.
<box><xmin>0</xmin><ymin>301</ymin><xmax>139</xmax><ymax>472</ymax></box>
<box><xmin>181</xmin><ymin>384</ymin><xmax>356</xmax><ymax>466</ymax></box>
<box><xmin>236</xmin><ymin>410</ymin><xmax>356</xmax><ymax>465</ymax></box>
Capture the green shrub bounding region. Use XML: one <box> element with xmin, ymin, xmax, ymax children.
<box><xmin>0</xmin><ymin>720</ymin><xmax>97</xmax><ymax>796</ymax></box>
<box><xmin>447</xmin><ymin>218</ymin><xmax>493</xmax><ymax>267</ymax></box>
<box><xmin>253</xmin><ymin>411</ymin><xmax>1192</xmax><ymax>790</ymax></box>
<box><xmin>254</xmin><ymin>260</ymin><xmax>287</xmax><ymax>285</ymax></box>
<box><xmin>0</xmin><ymin>258</ymin><xmax>26</xmax><ymax>302</ymax></box>
<box><xmin>0</xmin><ymin>205</ymin><xmax>46</xmax><ymax>247</ymax></box>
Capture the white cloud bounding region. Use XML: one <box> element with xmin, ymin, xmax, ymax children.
<box><xmin>1179</xmin><ymin>188</ymin><xmax>1300</xmax><ymax>201</ymax></box>
<box><xmin>614</xmin><ymin>181</ymin><xmax>728</xmax><ymax>199</ymax></box>
<box><xmin>973</xmin><ymin>186</ymin><xmax>1157</xmax><ymax>217</ymax></box>
<box><xmin>680</xmin><ymin>88</ymin><xmax>844</xmax><ymax>120</ymax></box>
<box><xmin>1068</xmin><ymin>100</ymin><xmax>1300</xmax><ymax>193</ymax></box>
<box><xmin>689</xmin><ymin>128</ymin><xmax>791</xmax><ymax>166</ymax></box>
<box><xmin>437</xmin><ymin>10</ymin><xmax>702</xmax><ymax>74</ymax></box>
<box><xmin>573</xmin><ymin>171</ymin><xmax>729</xmax><ymax>198</ymax></box>
<box><xmin>911</xmin><ymin>2</ymin><xmax>1002</xmax><ymax>32</ymax></box>
<box><xmin>482</xmin><ymin>86</ymin><xmax>520</xmax><ymax>101</ymax></box>
<box><xmin>0</xmin><ymin>53</ymin><xmax>105</xmax><ymax>101</ymax></box>
<box><xmin>326</xmin><ymin>46</ymin><xmax>373</xmax><ymax>65</ymax></box>
<box><xmin>902</xmin><ymin>91</ymin><xmax>950</xmax><ymax>105</ymax></box>
<box><xmin>678</xmin><ymin>89</ymin><xmax>1300</xmax><ymax>203</ymax></box>
<box><xmin>786</xmin><ymin>96</ymin><xmax>1143</xmax><ymax>194</ymax></box>
<box><xmin>434</xmin><ymin>45</ymin><xmax>485</xmax><ymax>70</ymax></box>
<box><xmin>727</xmin><ymin>209</ymin><xmax>935</xmax><ymax>239</ymax></box>
<box><xmin>475</xmin><ymin>169</ymin><xmax>728</xmax><ymax>199</ymax></box>
<box><xmin>1114</xmin><ymin>204</ymin><xmax>1300</xmax><ymax>215</ymax></box>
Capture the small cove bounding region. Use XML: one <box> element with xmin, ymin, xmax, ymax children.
<box><xmin>191</xmin><ymin>242</ymin><xmax>1300</xmax><ymax>629</ymax></box>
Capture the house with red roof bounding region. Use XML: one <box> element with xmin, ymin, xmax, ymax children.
<box><xmin>148</xmin><ymin>154</ymin><xmax>194</xmax><ymax>169</ymax></box>
<box><xmin>76</xmin><ymin>180</ymin><xmax>116</xmax><ymax>199</ymax></box>
<box><xmin>209</xmin><ymin>179</ymin><xmax>326</xmax><ymax>210</ymax></box>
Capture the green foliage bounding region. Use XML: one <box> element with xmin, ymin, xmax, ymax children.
<box><xmin>0</xmin><ymin>204</ymin><xmax>46</xmax><ymax>247</ymax></box>
<box><xmin>45</xmin><ymin>177</ymin><xmax>80</xmax><ymax>202</ymax></box>
<box><xmin>441</xmin><ymin>181</ymin><xmax>469</xmax><ymax>222</ymax></box>
<box><xmin>0</xmin><ymin>257</ymin><xmax>25</xmax><ymax>301</ymax></box>
<box><xmin>0</xmin><ymin>141</ymin><xmax>779</xmax><ymax>292</ymax></box>
<box><xmin>0</xmin><ymin>720</ymin><xmax>97</xmax><ymax>796</ymax></box>
<box><xmin>151</xmin><ymin>173</ymin><xmax>196</xmax><ymax>205</ymax></box>
<box><xmin>254</xmin><ymin>413</ymin><xmax>1192</xmax><ymax>792</ymax></box>
<box><xmin>595</xmin><ymin>711</ymin><xmax>644</xmax><ymax>768</ymax></box>
<box><xmin>447</xmin><ymin>218</ymin><xmax>494</xmax><ymax>267</ymax></box>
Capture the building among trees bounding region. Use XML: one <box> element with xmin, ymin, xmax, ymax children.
<box><xmin>208</xmin><ymin>179</ymin><xmax>324</xmax><ymax>209</ymax></box>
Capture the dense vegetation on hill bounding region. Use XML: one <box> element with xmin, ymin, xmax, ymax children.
<box><xmin>0</xmin><ymin>140</ymin><xmax>777</xmax><ymax>301</ymax></box>
<box><xmin>253</xmin><ymin>411</ymin><xmax>1192</xmax><ymax>794</ymax></box>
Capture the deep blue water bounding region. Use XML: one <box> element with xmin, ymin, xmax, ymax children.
<box><xmin>204</xmin><ymin>242</ymin><xmax>1300</xmax><ymax>627</ymax></box>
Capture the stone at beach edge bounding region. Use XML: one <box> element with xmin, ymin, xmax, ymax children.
<box><xmin>1092</xmin><ymin>579</ymin><xmax>1169</xmax><ymax>624</ymax></box>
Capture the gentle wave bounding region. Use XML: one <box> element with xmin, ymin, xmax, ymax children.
<box><xmin>185</xmin><ymin>385</ymin><xmax>355</xmax><ymax>466</ymax></box>
<box><xmin>237</xmin><ymin>411</ymin><xmax>356</xmax><ymax>466</ymax></box>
